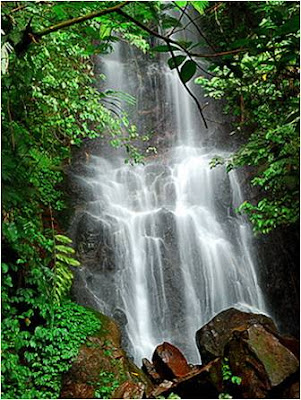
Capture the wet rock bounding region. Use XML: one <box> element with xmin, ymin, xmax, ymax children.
<box><xmin>152</xmin><ymin>342</ymin><xmax>192</xmax><ymax>380</ymax></box>
<box><xmin>112</xmin><ymin>380</ymin><xmax>145</xmax><ymax>399</ymax></box>
<box><xmin>195</xmin><ymin>308</ymin><xmax>277</xmax><ymax>364</ymax></box>
<box><xmin>142</xmin><ymin>358</ymin><xmax>162</xmax><ymax>384</ymax></box>
<box><xmin>148</xmin><ymin>358</ymin><xmax>222</xmax><ymax>399</ymax></box>
<box><xmin>226</xmin><ymin>324</ymin><xmax>299</xmax><ymax>398</ymax></box>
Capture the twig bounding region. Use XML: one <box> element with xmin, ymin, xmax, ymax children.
<box><xmin>168</xmin><ymin>2</ymin><xmax>188</xmax><ymax>37</ymax></box>
<box><xmin>167</xmin><ymin>42</ymin><xmax>208</xmax><ymax>129</ymax></box>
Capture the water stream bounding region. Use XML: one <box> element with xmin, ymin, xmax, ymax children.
<box><xmin>72</xmin><ymin>41</ymin><xmax>267</xmax><ymax>365</ymax></box>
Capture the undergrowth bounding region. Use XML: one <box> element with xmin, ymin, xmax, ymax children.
<box><xmin>1</xmin><ymin>301</ymin><xmax>100</xmax><ymax>399</ymax></box>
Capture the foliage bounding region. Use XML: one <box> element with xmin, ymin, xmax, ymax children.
<box><xmin>1</xmin><ymin>2</ymin><xmax>157</xmax><ymax>399</ymax></box>
<box><xmin>2</xmin><ymin>1</ymin><xmax>299</xmax><ymax>398</ymax></box>
<box><xmin>1</xmin><ymin>301</ymin><xmax>100</xmax><ymax>399</ymax></box>
<box><xmin>221</xmin><ymin>358</ymin><xmax>242</xmax><ymax>385</ymax></box>
<box><xmin>157</xmin><ymin>392</ymin><xmax>181</xmax><ymax>399</ymax></box>
<box><xmin>94</xmin><ymin>371</ymin><xmax>121</xmax><ymax>399</ymax></box>
<box><xmin>195</xmin><ymin>1</ymin><xmax>299</xmax><ymax>233</ymax></box>
<box><xmin>218</xmin><ymin>357</ymin><xmax>242</xmax><ymax>399</ymax></box>
<box><xmin>53</xmin><ymin>234</ymin><xmax>80</xmax><ymax>305</ymax></box>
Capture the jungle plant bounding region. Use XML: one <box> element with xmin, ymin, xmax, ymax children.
<box><xmin>94</xmin><ymin>371</ymin><xmax>121</xmax><ymax>399</ymax></box>
<box><xmin>218</xmin><ymin>357</ymin><xmax>242</xmax><ymax>399</ymax></box>
<box><xmin>52</xmin><ymin>234</ymin><xmax>80</xmax><ymax>305</ymax></box>
<box><xmin>195</xmin><ymin>1</ymin><xmax>300</xmax><ymax>233</ymax></box>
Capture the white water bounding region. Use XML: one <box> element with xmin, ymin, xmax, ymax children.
<box><xmin>75</xmin><ymin>42</ymin><xmax>267</xmax><ymax>365</ymax></box>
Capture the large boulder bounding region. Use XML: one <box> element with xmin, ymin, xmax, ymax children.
<box><xmin>226</xmin><ymin>323</ymin><xmax>299</xmax><ymax>398</ymax></box>
<box><xmin>195</xmin><ymin>308</ymin><xmax>299</xmax><ymax>399</ymax></box>
<box><xmin>195</xmin><ymin>308</ymin><xmax>277</xmax><ymax>364</ymax></box>
<box><xmin>152</xmin><ymin>342</ymin><xmax>192</xmax><ymax>380</ymax></box>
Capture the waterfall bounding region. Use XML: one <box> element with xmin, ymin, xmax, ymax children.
<box><xmin>72</xmin><ymin>41</ymin><xmax>267</xmax><ymax>365</ymax></box>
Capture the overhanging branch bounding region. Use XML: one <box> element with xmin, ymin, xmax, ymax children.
<box><xmin>37</xmin><ymin>1</ymin><xmax>129</xmax><ymax>37</ymax></box>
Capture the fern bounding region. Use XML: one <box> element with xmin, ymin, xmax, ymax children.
<box><xmin>53</xmin><ymin>234</ymin><xmax>80</xmax><ymax>304</ymax></box>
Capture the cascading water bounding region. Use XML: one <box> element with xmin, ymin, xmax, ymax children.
<box><xmin>72</xmin><ymin>40</ymin><xmax>267</xmax><ymax>365</ymax></box>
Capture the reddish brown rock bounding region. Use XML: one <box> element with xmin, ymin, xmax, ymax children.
<box><xmin>196</xmin><ymin>308</ymin><xmax>277</xmax><ymax>364</ymax></box>
<box><xmin>149</xmin><ymin>358</ymin><xmax>222</xmax><ymax>399</ymax></box>
<box><xmin>277</xmin><ymin>334</ymin><xmax>300</xmax><ymax>359</ymax></box>
<box><xmin>227</xmin><ymin>324</ymin><xmax>299</xmax><ymax>398</ymax></box>
<box><xmin>112</xmin><ymin>380</ymin><xmax>145</xmax><ymax>399</ymax></box>
<box><xmin>152</xmin><ymin>342</ymin><xmax>192</xmax><ymax>380</ymax></box>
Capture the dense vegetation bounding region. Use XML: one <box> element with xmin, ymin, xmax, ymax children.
<box><xmin>1</xmin><ymin>1</ymin><xmax>299</xmax><ymax>398</ymax></box>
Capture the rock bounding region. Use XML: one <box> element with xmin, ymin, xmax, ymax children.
<box><xmin>195</xmin><ymin>308</ymin><xmax>277</xmax><ymax>364</ymax></box>
<box><xmin>60</xmin><ymin>311</ymin><xmax>153</xmax><ymax>399</ymax></box>
<box><xmin>226</xmin><ymin>324</ymin><xmax>299</xmax><ymax>398</ymax></box>
<box><xmin>282</xmin><ymin>380</ymin><xmax>300</xmax><ymax>399</ymax></box>
<box><xmin>112</xmin><ymin>380</ymin><xmax>145</xmax><ymax>399</ymax></box>
<box><xmin>142</xmin><ymin>358</ymin><xmax>162</xmax><ymax>384</ymax></box>
<box><xmin>60</xmin><ymin>383</ymin><xmax>94</xmax><ymax>399</ymax></box>
<box><xmin>276</xmin><ymin>334</ymin><xmax>300</xmax><ymax>359</ymax></box>
<box><xmin>148</xmin><ymin>358</ymin><xmax>222</xmax><ymax>399</ymax></box>
<box><xmin>150</xmin><ymin>380</ymin><xmax>174</xmax><ymax>398</ymax></box>
<box><xmin>152</xmin><ymin>342</ymin><xmax>192</xmax><ymax>380</ymax></box>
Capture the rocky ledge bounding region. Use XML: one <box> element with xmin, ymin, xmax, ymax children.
<box><xmin>60</xmin><ymin>308</ymin><xmax>299</xmax><ymax>399</ymax></box>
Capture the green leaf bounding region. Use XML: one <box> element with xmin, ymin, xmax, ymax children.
<box><xmin>277</xmin><ymin>14</ymin><xmax>300</xmax><ymax>35</ymax></box>
<box><xmin>180</xmin><ymin>60</ymin><xmax>197</xmax><ymax>83</ymax></box>
<box><xmin>56</xmin><ymin>254</ymin><xmax>80</xmax><ymax>267</ymax></box>
<box><xmin>168</xmin><ymin>55</ymin><xmax>186</xmax><ymax>70</ymax></box>
<box><xmin>2</xmin><ymin>263</ymin><xmax>9</xmax><ymax>273</ymax></box>
<box><xmin>99</xmin><ymin>23</ymin><xmax>112</xmax><ymax>40</ymax></box>
<box><xmin>152</xmin><ymin>45</ymin><xmax>180</xmax><ymax>53</ymax></box>
<box><xmin>55</xmin><ymin>245</ymin><xmax>75</xmax><ymax>254</ymax></box>
<box><xmin>231</xmin><ymin>376</ymin><xmax>242</xmax><ymax>385</ymax></box>
<box><xmin>191</xmin><ymin>1</ymin><xmax>209</xmax><ymax>15</ymax></box>
<box><xmin>54</xmin><ymin>234</ymin><xmax>72</xmax><ymax>244</ymax></box>
<box><xmin>175</xmin><ymin>1</ymin><xmax>187</xmax><ymax>7</ymax></box>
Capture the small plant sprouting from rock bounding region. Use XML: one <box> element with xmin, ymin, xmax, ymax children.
<box><xmin>157</xmin><ymin>392</ymin><xmax>181</xmax><ymax>399</ymax></box>
<box><xmin>218</xmin><ymin>357</ymin><xmax>242</xmax><ymax>399</ymax></box>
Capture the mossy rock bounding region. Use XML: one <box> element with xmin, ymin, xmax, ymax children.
<box><xmin>60</xmin><ymin>308</ymin><xmax>153</xmax><ymax>399</ymax></box>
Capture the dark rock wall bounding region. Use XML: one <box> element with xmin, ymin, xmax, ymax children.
<box><xmin>255</xmin><ymin>224</ymin><xmax>300</xmax><ymax>338</ymax></box>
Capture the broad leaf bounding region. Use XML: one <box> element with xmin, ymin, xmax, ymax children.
<box><xmin>174</xmin><ymin>1</ymin><xmax>187</xmax><ymax>7</ymax></box>
<box><xmin>191</xmin><ymin>1</ymin><xmax>209</xmax><ymax>15</ymax></box>
<box><xmin>180</xmin><ymin>60</ymin><xmax>197</xmax><ymax>83</ymax></box>
<box><xmin>168</xmin><ymin>55</ymin><xmax>186</xmax><ymax>70</ymax></box>
<box><xmin>152</xmin><ymin>44</ymin><xmax>180</xmax><ymax>52</ymax></box>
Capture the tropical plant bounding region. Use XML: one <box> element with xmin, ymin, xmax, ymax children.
<box><xmin>195</xmin><ymin>1</ymin><xmax>300</xmax><ymax>233</ymax></box>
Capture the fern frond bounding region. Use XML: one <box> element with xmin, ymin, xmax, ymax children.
<box><xmin>52</xmin><ymin>234</ymin><xmax>80</xmax><ymax>304</ymax></box>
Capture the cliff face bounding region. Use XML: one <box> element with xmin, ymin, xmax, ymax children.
<box><xmin>66</xmin><ymin>41</ymin><xmax>299</xmax><ymax>365</ymax></box>
<box><xmin>256</xmin><ymin>224</ymin><xmax>300</xmax><ymax>337</ymax></box>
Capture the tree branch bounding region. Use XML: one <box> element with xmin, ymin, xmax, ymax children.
<box><xmin>117</xmin><ymin>9</ymin><xmax>245</xmax><ymax>59</ymax></box>
<box><xmin>36</xmin><ymin>1</ymin><xmax>129</xmax><ymax>38</ymax></box>
<box><xmin>167</xmin><ymin>43</ymin><xmax>208</xmax><ymax>129</ymax></box>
